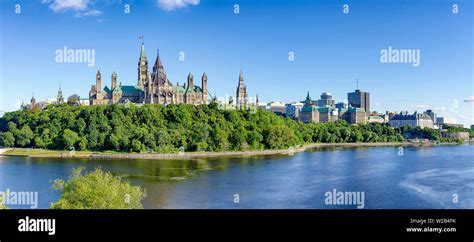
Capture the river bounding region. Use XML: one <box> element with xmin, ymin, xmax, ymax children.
<box><xmin>0</xmin><ymin>145</ymin><xmax>473</xmax><ymax>209</ymax></box>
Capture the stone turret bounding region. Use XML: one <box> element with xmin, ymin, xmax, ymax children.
<box><xmin>111</xmin><ymin>71</ymin><xmax>117</xmax><ymax>90</ymax></box>
<box><xmin>202</xmin><ymin>73</ymin><xmax>208</xmax><ymax>103</ymax></box>
<box><xmin>236</xmin><ymin>70</ymin><xmax>248</xmax><ymax>105</ymax></box>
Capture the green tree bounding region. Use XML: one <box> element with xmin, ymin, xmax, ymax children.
<box><xmin>264</xmin><ymin>125</ymin><xmax>297</xmax><ymax>149</ymax></box>
<box><xmin>131</xmin><ymin>139</ymin><xmax>142</xmax><ymax>152</ymax></box>
<box><xmin>67</xmin><ymin>94</ymin><xmax>81</xmax><ymax>106</ymax></box>
<box><xmin>16</xmin><ymin>125</ymin><xmax>34</xmax><ymax>147</ymax></box>
<box><xmin>78</xmin><ymin>137</ymin><xmax>88</xmax><ymax>151</ymax></box>
<box><xmin>0</xmin><ymin>131</ymin><xmax>15</xmax><ymax>147</ymax></box>
<box><xmin>0</xmin><ymin>196</ymin><xmax>8</xmax><ymax>209</ymax></box>
<box><xmin>62</xmin><ymin>129</ymin><xmax>79</xmax><ymax>149</ymax></box>
<box><xmin>108</xmin><ymin>134</ymin><xmax>121</xmax><ymax>150</ymax></box>
<box><xmin>51</xmin><ymin>167</ymin><xmax>146</xmax><ymax>209</ymax></box>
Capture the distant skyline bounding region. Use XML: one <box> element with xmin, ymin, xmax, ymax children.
<box><xmin>0</xmin><ymin>0</ymin><xmax>472</xmax><ymax>126</ymax></box>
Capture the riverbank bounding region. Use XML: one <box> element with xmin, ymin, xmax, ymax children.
<box><xmin>0</xmin><ymin>141</ymin><xmax>460</xmax><ymax>160</ymax></box>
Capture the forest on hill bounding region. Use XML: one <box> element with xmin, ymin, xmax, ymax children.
<box><xmin>1</xmin><ymin>102</ymin><xmax>455</xmax><ymax>153</ymax></box>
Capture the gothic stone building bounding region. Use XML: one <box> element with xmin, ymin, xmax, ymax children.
<box><xmin>89</xmin><ymin>42</ymin><xmax>208</xmax><ymax>105</ymax></box>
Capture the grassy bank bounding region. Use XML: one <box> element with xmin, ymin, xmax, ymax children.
<box><xmin>1</xmin><ymin>141</ymin><xmax>457</xmax><ymax>160</ymax></box>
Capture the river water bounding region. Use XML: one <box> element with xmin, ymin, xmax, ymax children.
<box><xmin>0</xmin><ymin>145</ymin><xmax>473</xmax><ymax>209</ymax></box>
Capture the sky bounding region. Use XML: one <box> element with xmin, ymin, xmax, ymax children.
<box><xmin>0</xmin><ymin>0</ymin><xmax>473</xmax><ymax>127</ymax></box>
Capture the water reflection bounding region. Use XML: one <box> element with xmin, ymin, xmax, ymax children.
<box><xmin>1</xmin><ymin>145</ymin><xmax>473</xmax><ymax>209</ymax></box>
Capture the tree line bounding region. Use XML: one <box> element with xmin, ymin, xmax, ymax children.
<box><xmin>0</xmin><ymin>102</ymin><xmax>458</xmax><ymax>153</ymax></box>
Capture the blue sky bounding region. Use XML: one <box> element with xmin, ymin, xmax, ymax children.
<box><xmin>0</xmin><ymin>0</ymin><xmax>473</xmax><ymax>126</ymax></box>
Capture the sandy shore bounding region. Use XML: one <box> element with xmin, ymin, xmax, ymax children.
<box><xmin>0</xmin><ymin>141</ymin><xmax>455</xmax><ymax>160</ymax></box>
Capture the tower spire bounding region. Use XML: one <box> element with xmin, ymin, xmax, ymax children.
<box><xmin>31</xmin><ymin>92</ymin><xmax>36</xmax><ymax>105</ymax></box>
<box><xmin>236</xmin><ymin>70</ymin><xmax>248</xmax><ymax>105</ymax></box>
<box><xmin>305</xmin><ymin>91</ymin><xmax>311</xmax><ymax>105</ymax></box>
<box><xmin>154</xmin><ymin>48</ymin><xmax>163</xmax><ymax>69</ymax></box>
<box><xmin>137</xmin><ymin>36</ymin><xmax>148</xmax><ymax>87</ymax></box>
<box><xmin>57</xmin><ymin>83</ymin><xmax>64</xmax><ymax>104</ymax></box>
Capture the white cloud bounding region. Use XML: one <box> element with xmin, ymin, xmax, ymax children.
<box><xmin>158</xmin><ymin>0</ymin><xmax>200</xmax><ymax>11</ymax></box>
<box><xmin>42</xmin><ymin>0</ymin><xmax>103</xmax><ymax>18</ymax></box>
<box><xmin>463</xmin><ymin>96</ymin><xmax>474</xmax><ymax>102</ymax></box>
<box><xmin>75</xmin><ymin>9</ymin><xmax>103</xmax><ymax>17</ymax></box>
<box><xmin>434</xmin><ymin>106</ymin><xmax>446</xmax><ymax>113</ymax></box>
<box><xmin>415</xmin><ymin>104</ymin><xmax>428</xmax><ymax>109</ymax></box>
<box><xmin>43</xmin><ymin>0</ymin><xmax>90</xmax><ymax>12</ymax></box>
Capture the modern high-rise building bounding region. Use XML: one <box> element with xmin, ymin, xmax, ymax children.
<box><xmin>348</xmin><ymin>89</ymin><xmax>370</xmax><ymax>115</ymax></box>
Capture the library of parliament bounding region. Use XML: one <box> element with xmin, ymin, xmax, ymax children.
<box><xmin>89</xmin><ymin>41</ymin><xmax>248</xmax><ymax>106</ymax></box>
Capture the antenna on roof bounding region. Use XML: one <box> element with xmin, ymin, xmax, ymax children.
<box><xmin>356</xmin><ymin>78</ymin><xmax>359</xmax><ymax>90</ymax></box>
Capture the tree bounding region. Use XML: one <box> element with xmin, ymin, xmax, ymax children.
<box><xmin>0</xmin><ymin>196</ymin><xmax>8</xmax><ymax>209</ymax></box>
<box><xmin>0</xmin><ymin>131</ymin><xmax>15</xmax><ymax>147</ymax></box>
<box><xmin>51</xmin><ymin>167</ymin><xmax>146</xmax><ymax>209</ymax></box>
<box><xmin>67</xmin><ymin>94</ymin><xmax>81</xmax><ymax>106</ymax></box>
<box><xmin>131</xmin><ymin>139</ymin><xmax>142</xmax><ymax>152</ymax></box>
<box><xmin>16</xmin><ymin>125</ymin><xmax>34</xmax><ymax>147</ymax></box>
<box><xmin>62</xmin><ymin>129</ymin><xmax>79</xmax><ymax>149</ymax></box>
<box><xmin>108</xmin><ymin>134</ymin><xmax>121</xmax><ymax>150</ymax></box>
<box><xmin>264</xmin><ymin>125</ymin><xmax>297</xmax><ymax>149</ymax></box>
<box><xmin>78</xmin><ymin>137</ymin><xmax>88</xmax><ymax>151</ymax></box>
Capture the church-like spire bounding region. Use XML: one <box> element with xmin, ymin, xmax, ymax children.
<box><xmin>154</xmin><ymin>49</ymin><xmax>163</xmax><ymax>70</ymax></box>
<box><xmin>31</xmin><ymin>93</ymin><xmax>36</xmax><ymax>105</ymax></box>
<box><xmin>57</xmin><ymin>84</ymin><xmax>64</xmax><ymax>104</ymax></box>
<box><xmin>305</xmin><ymin>91</ymin><xmax>311</xmax><ymax>105</ymax></box>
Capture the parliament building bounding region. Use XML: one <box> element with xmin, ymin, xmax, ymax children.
<box><xmin>89</xmin><ymin>42</ymin><xmax>208</xmax><ymax>105</ymax></box>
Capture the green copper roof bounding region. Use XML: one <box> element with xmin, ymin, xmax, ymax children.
<box><xmin>113</xmin><ymin>86</ymin><xmax>122</xmax><ymax>93</ymax></box>
<box><xmin>317</xmin><ymin>107</ymin><xmax>330</xmax><ymax>113</ymax></box>
<box><xmin>113</xmin><ymin>85</ymin><xmax>144</xmax><ymax>94</ymax></box>
<box><xmin>305</xmin><ymin>91</ymin><xmax>311</xmax><ymax>104</ymax></box>
<box><xmin>172</xmin><ymin>85</ymin><xmax>186</xmax><ymax>93</ymax></box>
<box><xmin>301</xmin><ymin>105</ymin><xmax>318</xmax><ymax>112</ymax></box>
<box><xmin>140</xmin><ymin>43</ymin><xmax>146</xmax><ymax>59</ymax></box>
<box><xmin>185</xmin><ymin>85</ymin><xmax>203</xmax><ymax>94</ymax></box>
<box><xmin>103</xmin><ymin>86</ymin><xmax>112</xmax><ymax>94</ymax></box>
<box><xmin>194</xmin><ymin>86</ymin><xmax>203</xmax><ymax>93</ymax></box>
